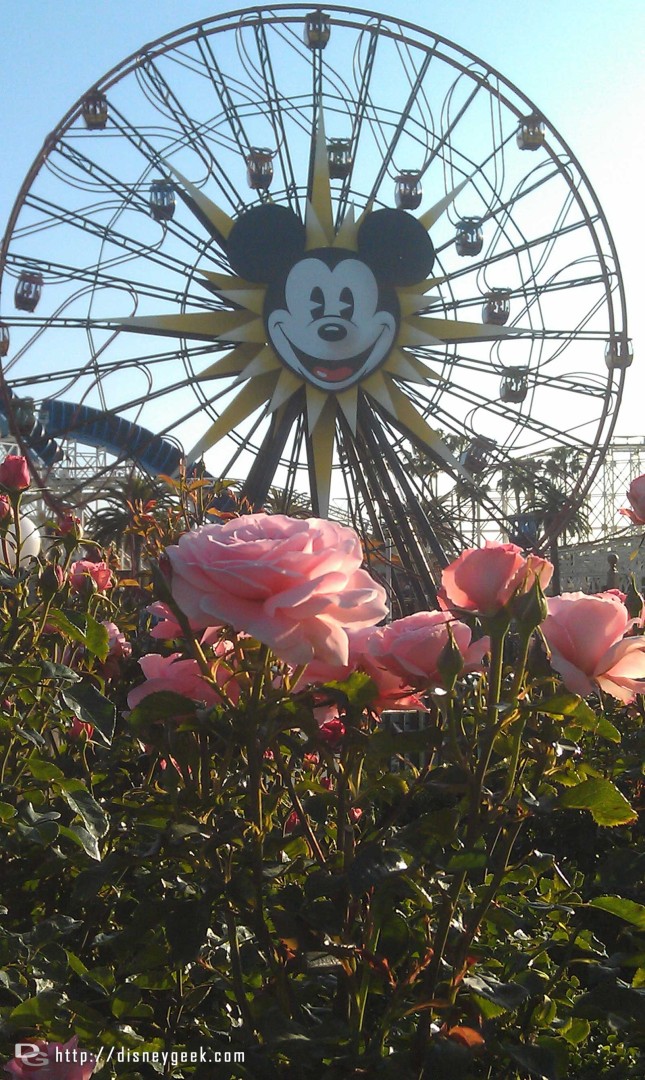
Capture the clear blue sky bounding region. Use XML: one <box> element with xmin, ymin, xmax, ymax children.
<box><xmin>1</xmin><ymin>0</ymin><xmax>643</xmax><ymax>434</ymax></box>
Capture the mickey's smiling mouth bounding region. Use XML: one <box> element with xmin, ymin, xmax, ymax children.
<box><xmin>270</xmin><ymin>323</ymin><xmax>391</xmax><ymax>385</ymax></box>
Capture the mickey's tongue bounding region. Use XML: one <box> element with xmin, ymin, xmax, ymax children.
<box><xmin>312</xmin><ymin>365</ymin><xmax>355</xmax><ymax>382</ymax></box>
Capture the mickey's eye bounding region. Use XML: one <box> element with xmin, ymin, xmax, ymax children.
<box><xmin>340</xmin><ymin>286</ymin><xmax>354</xmax><ymax>321</ymax></box>
<box><xmin>309</xmin><ymin>286</ymin><xmax>325</xmax><ymax>320</ymax></box>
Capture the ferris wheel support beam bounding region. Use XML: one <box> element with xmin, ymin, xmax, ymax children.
<box><xmin>241</xmin><ymin>390</ymin><xmax>304</xmax><ymax>509</ymax></box>
<box><xmin>352</xmin><ymin>410</ymin><xmax>439</xmax><ymax>608</ymax></box>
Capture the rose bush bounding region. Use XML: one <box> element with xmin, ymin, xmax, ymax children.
<box><xmin>166</xmin><ymin>513</ymin><xmax>388</xmax><ymax>665</ymax></box>
<box><xmin>0</xmin><ymin>473</ymin><xmax>643</xmax><ymax>1080</ymax></box>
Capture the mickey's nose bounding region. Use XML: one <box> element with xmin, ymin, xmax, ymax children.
<box><xmin>317</xmin><ymin>321</ymin><xmax>347</xmax><ymax>342</ymax></box>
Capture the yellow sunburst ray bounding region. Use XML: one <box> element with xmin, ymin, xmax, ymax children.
<box><xmin>415</xmin><ymin>316</ymin><xmax>520</xmax><ymax>342</ymax></box>
<box><xmin>185</xmin><ymin>370</ymin><xmax>279</xmax><ymax>461</ymax></box>
<box><xmin>399</xmin><ymin>293</ymin><xmax>440</xmax><ymax>316</ymax></box>
<box><xmin>198</xmin><ymin>342</ymin><xmax>264</xmax><ymax>381</ymax></box>
<box><xmin>384</xmin><ymin>347</ymin><xmax>442</xmax><ymax>384</ymax></box>
<box><xmin>379</xmin><ymin>379</ymin><xmax>469</xmax><ymax>478</ymax></box>
<box><xmin>333</xmin><ymin>204</ymin><xmax>359</xmax><ymax>251</ymax></box>
<box><xmin>200</xmin><ymin>272</ymin><xmax>265</xmax><ymax>314</ymax></box>
<box><xmin>113</xmin><ymin>310</ymin><xmax>259</xmax><ymax>341</ymax></box>
<box><xmin>304</xmin><ymin>201</ymin><xmax>331</xmax><ymax>250</ymax></box>
<box><xmin>419</xmin><ymin>176</ymin><xmax>470</xmax><ymax>231</ymax></box>
<box><xmin>362</xmin><ymin>370</ymin><xmax>395</xmax><ymax>415</ymax></box>
<box><xmin>305</xmin><ymin>384</ymin><xmax>329</xmax><ymax>433</ymax></box>
<box><xmin>230</xmin><ymin>346</ymin><xmax>282</xmax><ymax>386</ymax></box>
<box><xmin>269</xmin><ymin>369</ymin><xmax>304</xmax><ymax>412</ymax></box>
<box><xmin>162</xmin><ymin>159</ymin><xmax>234</xmax><ymax>242</ymax></box>
<box><xmin>200</xmin><ymin>270</ymin><xmax>255</xmax><ymax>291</ymax></box>
<box><xmin>306</xmin><ymin>114</ymin><xmax>334</xmax><ymax>246</ymax></box>
<box><xmin>398</xmin><ymin>275</ymin><xmax>447</xmax><ymax>296</ymax></box>
<box><xmin>336</xmin><ymin>385</ymin><xmax>359</xmax><ymax>434</ymax></box>
<box><xmin>401</xmin><ymin>319</ymin><xmax>445</xmax><ymax>349</ymax></box>
<box><xmin>309</xmin><ymin>397</ymin><xmax>337</xmax><ymax>518</ymax></box>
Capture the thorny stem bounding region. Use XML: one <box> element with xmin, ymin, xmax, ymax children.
<box><xmin>275</xmin><ymin>747</ymin><xmax>326</xmax><ymax>867</ymax></box>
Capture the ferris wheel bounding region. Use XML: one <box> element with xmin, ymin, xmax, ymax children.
<box><xmin>0</xmin><ymin>4</ymin><xmax>630</xmax><ymax>607</ymax></box>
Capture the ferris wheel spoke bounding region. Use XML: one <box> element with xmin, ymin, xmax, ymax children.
<box><xmin>134</xmin><ymin>60</ymin><xmax>250</xmax><ymax>214</ymax></box>
<box><xmin>334</xmin><ymin>25</ymin><xmax>379</xmax><ymax>224</ymax></box>
<box><xmin>251</xmin><ymin>21</ymin><xmax>301</xmax><ymax>213</ymax></box>
<box><xmin>7</xmin><ymin>343</ymin><xmax>214</xmax><ymax>392</ymax></box>
<box><xmin>425</xmin><ymin>385</ymin><xmax>594</xmax><ymax>453</ymax></box>
<box><xmin>366</xmin><ymin>49</ymin><xmax>434</xmax><ymax>202</ymax></box>
<box><xmin>52</xmin><ymin>137</ymin><xmax>208</xmax><ymax>252</ymax></box>
<box><xmin>20</xmin><ymin>193</ymin><xmax>205</xmax><ymax>283</ymax></box>
<box><xmin>434</xmin><ymin>213</ymin><xmax>603</xmax><ymax>286</ymax></box>
<box><xmin>194</xmin><ymin>34</ymin><xmax>256</xmax><ymax>166</ymax></box>
<box><xmin>3</xmin><ymin>250</ymin><xmax>216</xmax><ymax>311</ymax></box>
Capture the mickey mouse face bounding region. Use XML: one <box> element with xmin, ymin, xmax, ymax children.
<box><xmin>225</xmin><ymin>203</ymin><xmax>434</xmax><ymax>393</ymax></box>
<box><xmin>265</xmin><ymin>249</ymin><xmax>398</xmax><ymax>390</ymax></box>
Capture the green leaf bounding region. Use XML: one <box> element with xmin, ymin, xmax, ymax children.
<box><xmin>62</xmin><ymin>682</ymin><xmax>116</xmax><ymax>745</ymax></box>
<box><xmin>10</xmin><ymin>990</ymin><xmax>61</xmax><ymax>1022</ymax></box>
<box><xmin>39</xmin><ymin>660</ymin><xmax>81</xmax><ymax>683</ymax></box>
<box><xmin>27</xmin><ymin>758</ymin><xmax>65</xmax><ymax>782</ymax></box>
<box><xmin>44</xmin><ymin>609</ymin><xmax>109</xmax><ymax>660</ymax></box>
<box><xmin>588</xmin><ymin>896</ymin><xmax>645</xmax><ymax>930</ymax></box>
<box><xmin>165</xmin><ymin>899</ymin><xmax>211</xmax><ymax>964</ymax></box>
<box><xmin>464</xmin><ymin>973</ymin><xmax>529</xmax><ymax>1012</ymax></box>
<box><xmin>446</xmin><ymin>839</ymin><xmax>487</xmax><ymax>873</ymax></box>
<box><xmin>347</xmin><ymin>843</ymin><xmax>409</xmax><ymax>896</ymax></box>
<box><xmin>127</xmin><ymin>690</ymin><xmax>198</xmax><ymax>730</ymax></box>
<box><xmin>58</xmin><ymin>823</ymin><xmax>102</xmax><ymax>861</ymax></box>
<box><xmin>529</xmin><ymin>692</ymin><xmax>620</xmax><ymax>741</ymax></box>
<box><xmin>557</xmin><ymin>778</ymin><xmax>637</xmax><ymax>826</ymax></box>
<box><xmin>322</xmin><ymin>671</ymin><xmax>378</xmax><ymax>709</ymax></box>
<box><xmin>365</xmin><ymin>726</ymin><xmax>442</xmax><ymax>764</ymax></box>
<box><xmin>560</xmin><ymin>1018</ymin><xmax>590</xmax><ymax>1046</ymax></box>
<box><xmin>57</xmin><ymin>778</ymin><xmax>109</xmax><ymax>838</ymax></box>
<box><xmin>0</xmin><ymin>801</ymin><xmax>16</xmax><ymax>820</ymax></box>
<box><xmin>504</xmin><ymin>1042</ymin><xmax>559</xmax><ymax>1080</ymax></box>
<box><xmin>574</xmin><ymin>982</ymin><xmax>645</xmax><ymax>1022</ymax></box>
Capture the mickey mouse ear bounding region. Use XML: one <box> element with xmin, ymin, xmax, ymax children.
<box><xmin>357</xmin><ymin>208</ymin><xmax>435</xmax><ymax>286</ymax></box>
<box><xmin>226</xmin><ymin>204</ymin><xmax>306</xmax><ymax>282</ymax></box>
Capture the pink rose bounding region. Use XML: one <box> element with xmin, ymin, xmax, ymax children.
<box><xmin>0</xmin><ymin>454</ymin><xmax>30</xmax><ymax>492</ymax></box>
<box><xmin>69</xmin><ymin>559</ymin><xmax>113</xmax><ymax>594</ymax></box>
<box><xmin>147</xmin><ymin>601</ymin><xmax>221</xmax><ymax>646</ymax></box>
<box><xmin>4</xmin><ymin>1037</ymin><xmax>95</xmax><ymax>1080</ymax></box>
<box><xmin>373</xmin><ymin>611</ymin><xmax>488</xmax><ymax>688</ymax></box>
<box><xmin>102</xmin><ymin>621</ymin><xmax>132</xmax><ymax>659</ymax></box>
<box><xmin>542</xmin><ymin>591</ymin><xmax>645</xmax><ymax>703</ymax></box>
<box><xmin>619</xmin><ymin>473</ymin><xmax>645</xmax><ymax>526</ymax></box>
<box><xmin>127</xmin><ymin>650</ymin><xmax>239</xmax><ymax>710</ymax></box>
<box><xmin>166</xmin><ymin>514</ymin><xmax>388</xmax><ymax>666</ymax></box>
<box><xmin>301</xmin><ymin>626</ymin><xmax>426</xmax><ymax>711</ymax></box>
<box><xmin>440</xmin><ymin>541</ymin><xmax>553</xmax><ymax>617</ymax></box>
<box><xmin>99</xmin><ymin>621</ymin><xmax>132</xmax><ymax>679</ymax></box>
